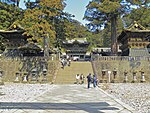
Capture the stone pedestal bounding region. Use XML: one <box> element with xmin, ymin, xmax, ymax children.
<box><xmin>123</xmin><ymin>71</ymin><xmax>128</xmax><ymax>83</ymax></box>
<box><xmin>124</xmin><ymin>75</ymin><xmax>128</xmax><ymax>83</ymax></box>
<box><xmin>132</xmin><ymin>72</ymin><xmax>137</xmax><ymax>83</ymax></box>
<box><xmin>99</xmin><ymin>79</ymin><xmax>107</xmax><ymax>83</ymax></box>
<box><xmin>30</xmin><ymin>68</ymin><xmax>37</xmax><ymax>83</ymax></box>
<box><xmin>113</xmin><ymin>69</ymin><xmax>117</xmax><ymax>79</ymax></box>
<box><xmin>141</xmin><ymin>72</ymin><xmax>146</xmax><ymax>83</ymax></box>
<box><xmin>102</xmin><ymin>70</ymin><xmax>106</xmax><ymax>79</ymax></box>
<box><xmin>108</xmin><ymin>71</ymin><xmax>111</xmax><ymax>83</ymax></box>
<box><xmin>14</xmin><ymin>72</ymin><xmax>20</xmax><ymax>83</ymax></box>
<box><xmin>111</xmin><ymin>79</ymin><xmax>117</xmax><ymax>83</ymax></box>
<box><xmin>112</xmin><ymin>69</ymin><xmax>117</xmax><ymax>83</ymax></box>
<box><xmin>22</xmin><ymin>73</ymin><xmax>28</xmax><ymax>83</ymax></box>
<box><xmin>42</xmin><ymin>74</ymin><xmax>47</xmax><ymax>82</ymax></box>
<box><xmin>0</xmin><ymin>76</ymin><xmax>4</xmax><ymax>85</ymax></box>
<box><xmin>0</xmin><ymin>71</ymin><xmax>4</xmax><ymax>85</ymax></box>
<box><xmin>42</xmin><ymin>68</ymin><xmax>47</xmax><ymax>83</ymax></box>
<box><xmin>31</xmin><ymin>74</ymin><xmax>37</xmax><ymax>82</ymax></box>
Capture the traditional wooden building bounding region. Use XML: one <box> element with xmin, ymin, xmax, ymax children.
<box><xmin>92</xmin><ymin>47</ymin><xmax>122</xmax><ymax>56</ymax></box>
<box><xmin>117</xmin><ymin>21</ymin><xmax>150</xmax><ymax>56</ymax></box>
<box><xmin>0</xmin><ymin>24</ymin><xmax>27</xmax><ymax>49</ymax></box>
<box><xmin>0</xmin><ymin>23</ymin><xmax>43</xmax><ymax>56</ymax></box>
<box><xmin>62</xmin><ymin>38</ymin><xmax>90</xmax><ymax>60</ymax></box>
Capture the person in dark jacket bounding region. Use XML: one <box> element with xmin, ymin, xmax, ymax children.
<box><xmin>93</xmin><ymin>74</ymin><xmax>97</xmax><ymax>88</ymax></box>
<box><xmin>87</xmin><ymin>73</ymin><xmax>92</xmax><ymax>88</ymax></box>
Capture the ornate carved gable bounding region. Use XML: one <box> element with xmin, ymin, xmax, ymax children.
<box><xmin>126</xmin><ymin>21</ymin><xmax>147</xmax><ymax>31</ymax></box>
<box><xmin>8</xmin><ymin>22</ymin><xmax>24</xmax><ymax>31</ymax></box>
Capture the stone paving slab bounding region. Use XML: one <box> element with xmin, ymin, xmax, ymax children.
<box><xmin>0</xmin><ymin>84</ymin><xmax>136</xmax><ymax>113</ymax></box>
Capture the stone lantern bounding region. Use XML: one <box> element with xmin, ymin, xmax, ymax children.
<box><xmin>100</xmin><ymin>69</ymin><xmax>107</xmax><ymax>83</ymax></box>
<box><xmin>0</xmin><ymin>70</ymin><xmax>4</xmax><ymax>85</ymax></box>
<box><xmin>113</xmin><ymin>68</ymin><xmax>117</xmax><ymax>79</ymax></box>
<box><xmin>23</xmin><ymin>72</ymin><xmax>28</xmax><ymax>83</ymax></box>
<box><xmin>14</xmin><ymin>72</ymin><xmax>20</xmax><ymax>83</ymax></box>
<box><xmin>123</xmin><ymin>70</ymin><xmax>128</xmax><ymax>83</ymax></box>
<box><xmin>132</xmin><ymin>70</ymin><xmax>137</xmax><ymax>83</ymax></box>
<box><xmin>112</xmin><ymin>68</ymin><xmax>117</xmax><ymax>83</ymax></box>
<box><xmin>42</xmin><ymin>68</ymin><xmax>47</xmax><ymax>82</ymax></box>
<box><xmin>102</xmin><ymin>70</ymin><xmax>106</xmax><ymax>79</ymax></box>
<box><xmin>140</xmin><ymin>69</ymin><xmax>145</xmax><ymax>83</ymax></box>
<box><xmin>31</xmin><ymin>68</ymin><xmax>37</xmax><ymax>82</ymax></box>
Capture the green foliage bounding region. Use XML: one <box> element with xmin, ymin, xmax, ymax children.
<box><xmin>102</xmin><ymin>24</ymin><xmax>111</xmax><ymax>47</ymax></box>
<box><xmin>0</xmin><ymin>2</ymin><xmax>23</xmax><ymax>30</ymax></box>
<box><xmin>87</xmin><ymin>32</ymin><xmax>103</xmax><ymax>49</ymax></box>
<box><xmin>0</xmin><ymin>35</ymin><xmax>6</xmax><ymax>52</ymax></box>
<box><xmin>123</xmin><ymin>7</ymin><xmax>150</xmax><ymax>29</ymax></box>
<box><xmin>20</xmin><ymin>8</ymin><xmax>55</xmax><ymax>48</ymax></box>
<box><xmin>84</xmin><ymin>0</ymin><xmax>124</xmax><ymax>30</ymax></box>
<box><xmin>98</xmin><ymin>0</ymin><xmax>121</xmax><ymax>14</ymax></box>
<box><xmin>19</xmin><ymin>0</ymin><xmax>66</xmax><ymax>48</ymax></box>
<box><xmin>84</xmin><ymin>0</ymin><xmax>149</xmax><ymax>48</ymax></box>
<box><xmin>64</xmin><ymin>19</ymin><xmax>89</xmax><ymax>39</ymax></box>
<box><xmin>0</xmin><ymin>0</ymin><xmax>149</xmax><ymax>53</ymax></box>
<box><xmin>39</xmin><ymin>0</ymin><xmax>65</xmax><ymax>17</ymax></box>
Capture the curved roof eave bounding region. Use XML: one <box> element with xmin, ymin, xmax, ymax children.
<box><xmin>0</xmin><ymin>30</ymin><xmax>24</xmax><ymax>33</ymax></box>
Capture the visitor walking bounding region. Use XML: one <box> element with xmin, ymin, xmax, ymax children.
<box><xmin>80</xmin><ymin>74</ymin><xmax>85</xmax><ymax>84</ymax></box>
<box><xmin>93</xmin><ymin>74</ymin><xmax>97</xmax><ymax>88</ymax></box>
<box><xmin>61</xmin><ymin>58</ymin><xmax>65</xmax><ymax>69</ymax></box>
<box><xmin>87</xmin><ymin>73</ymin><xmax>92</xmax><ymax>88</ymax></box>
<box><xmin>68</xmin><ymin>58</ymin><xmax>71</xmax><ymax>66</ymax></box>
<box><xmin>76</xmin><ymin>74</ymin><xmax>80</xmax><ymax>84</ymax></box>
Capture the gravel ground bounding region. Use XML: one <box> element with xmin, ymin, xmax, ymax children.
<box><xmin>1</xmin><ymin>83</ymin><xmax>150</xmax><ymax>113</ymax></box>
<box><xmin>99</xmin><ymin>83</ymin><xmax>150</xmax><ymax>113</ymax></box>
<box><xmin>0</xmin><ymin>83</ymin><xmax>53</xmax><ymax>102</ymax></box>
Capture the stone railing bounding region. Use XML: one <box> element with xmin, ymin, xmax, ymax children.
<box><xmin>0</xmin><ymin>54</ymin><xmax>59</xmax><ymax>61</ymax></box>
<box><xmin>92</xmin><ymin>55</ymin><xmax>150</xmax><ymax>61</ymax></box>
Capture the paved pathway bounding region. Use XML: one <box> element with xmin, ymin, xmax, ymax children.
<box><xmin>1</xmin><ymin>85</ymin><xmax>135</xmax><ymax>113</ymax></box>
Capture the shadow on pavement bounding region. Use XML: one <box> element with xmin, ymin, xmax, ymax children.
<box><xmin>0</xmin><ymin>102</ymin><xmax>119</xmax><ymax>113</ymax></box>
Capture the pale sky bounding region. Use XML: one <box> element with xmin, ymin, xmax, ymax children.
<box><xmin>19</xmin><ymin>0</ymin><xmax>91</xmax><ymax>25</ymax></box>
<box><xmin>64</xmin><ymin>0</ymin><xmax>91</xmax><ymax>25</ymax></box>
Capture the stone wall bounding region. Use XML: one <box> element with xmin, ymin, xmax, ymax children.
<box><xmin>0</xmin><ymin>58</ymin><xmax>59</xmax><ymax>83</ymax></box>
<box><xmin>0</xmin><ymin>58</ymin><xmax>20</xmax><ymax>82</ymax></box>
<box><xmin>92</xmin><ymin>57</ymin><xmax>150</xmax><ymax>83</ymax></box>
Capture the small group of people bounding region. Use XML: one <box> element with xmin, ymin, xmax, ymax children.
<box><xmin>75</xmin><ymin>73</ymin><xmax>98</xmax><ymax>88</ymax></box>
<box><xmin>76</xmin><ymin>74</ymin><xmax>85</xmax><ymax>84</ymax></box>
<box><xmin>87</xmin><ymin>73</ymin><xmax>97</xmax><ymax>88</ymax></box>
<box><xmin>61</xmin><ymin>55</ymin><xmax>71</xmax><ymax>69</ymax></box>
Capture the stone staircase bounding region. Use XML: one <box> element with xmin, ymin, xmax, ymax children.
<box><xmin>54</xmin><ymin>61</ymin><xmax>94</xmax><ymax>84</ymax></box>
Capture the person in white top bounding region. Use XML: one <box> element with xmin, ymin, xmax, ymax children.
<box><xmin>76</xmin><ymin>74</ymin><xmax>80</xmax><ymax>84</ymax></box>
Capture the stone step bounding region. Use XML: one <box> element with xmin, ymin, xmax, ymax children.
<box><xmin>55</xmin><ymin>61</ymin><xmax>93</xmax><ymax>84</ymax></box>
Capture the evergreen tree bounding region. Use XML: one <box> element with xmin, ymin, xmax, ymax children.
<box><xmin>84</xmin><ymin>0</ymin><xmax>149</xmax><ymax>55</ymax></box>
<box><xmin>19</xmin><ymin>0</ymin><xmax>65</xmax><ymax>50</ymax></box>
<box><xmin>64</xmin><ymin>19</ymin><xmax>88</xmax><ymax>39</ymax></box>
<box><xmin>123</xmin><ymin>6</ymin><xmax>150</xmax><ymax>29</ymax></box>
<box><xmin>0</xmin><ymin>2</ymin><xmax>23</xmax><ymax>29</ymax></box>
<box><xmin>10</xmin><ymin>0</ymin><xmax>20</xmax><ymax>7</ymax></box>
<box><xmin>0</xmin><ymin>35</ymin><xmax>6</xmax><ymax>53</ymax></box>
<box><xmin>0</xmin><ymin>0</ymin><xmax>20</xmax><ymax>6</ymax></box>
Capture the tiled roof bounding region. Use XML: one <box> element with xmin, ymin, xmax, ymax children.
<box><xmin>126</xmin><ymin>21</ymin><xmax>147</xmax><ymax>31</ymax></box>
<box><xmin>129</xmin><ymin>48</ymin><xmax>150</xmax><ymax>57</ymax></box>
<box><xmin>118</xmin><ymin>21</ymin><xmax>150</xmax><ymax>41</ymax></box>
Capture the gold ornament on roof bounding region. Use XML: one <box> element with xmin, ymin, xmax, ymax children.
<box><xmin>14</xmin><ymin>25</ymin><xmax>16</xmax><ymax>28</ymax></box>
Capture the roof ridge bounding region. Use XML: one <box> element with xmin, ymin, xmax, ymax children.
<box><xmin>125</xmin><ymin>21</ymin><xmax>147</xmax><ymax>31</ymax></box>
<box><xmin>8</xmin><ymin>22</ymin><xmax>24</xmax><ymax>31</ymax></box>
